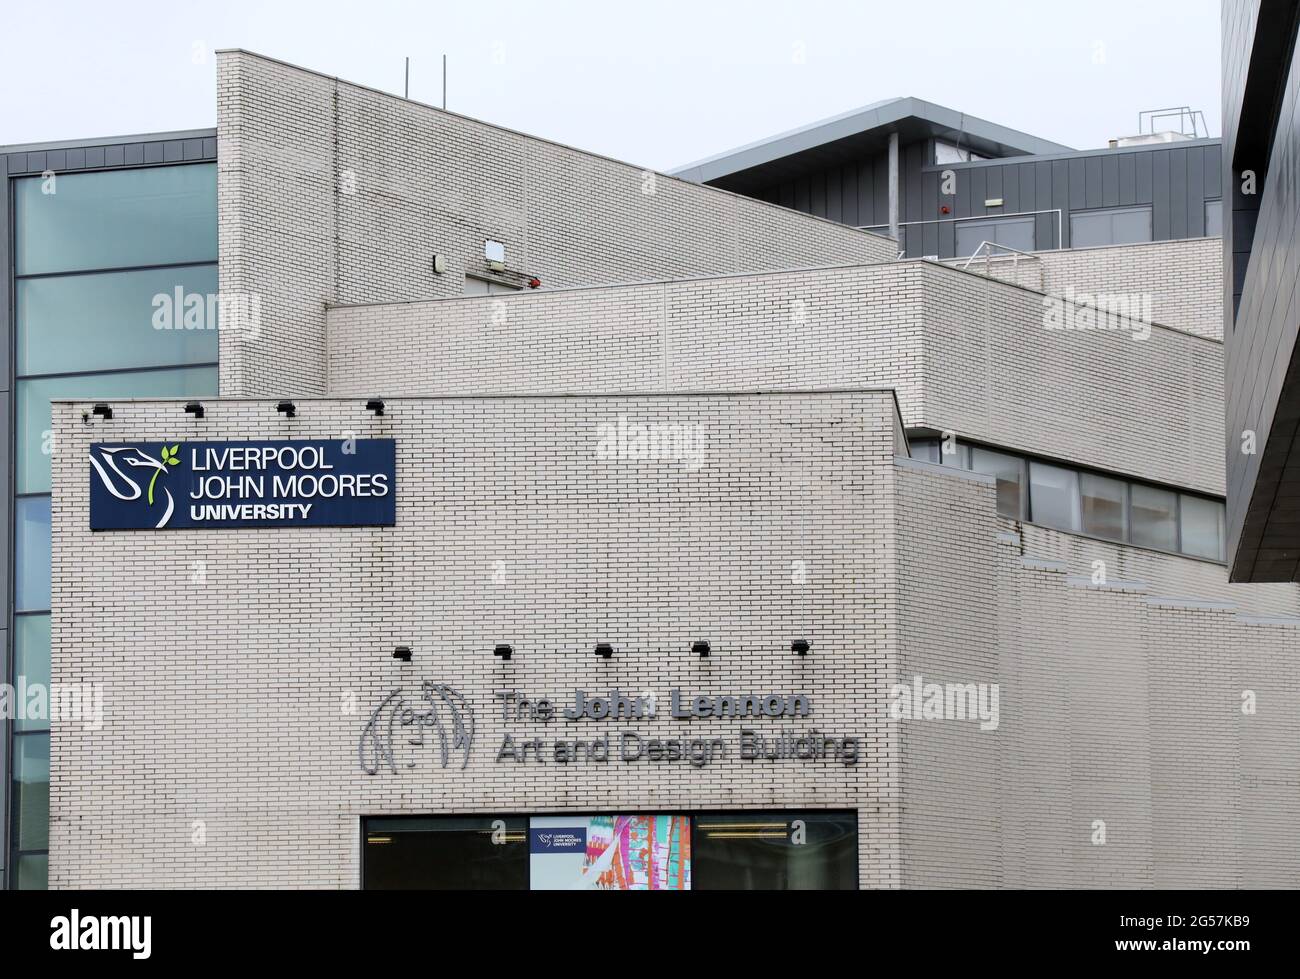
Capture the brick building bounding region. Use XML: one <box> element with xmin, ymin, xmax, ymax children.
<box><xmin>18</xmin><ymin>49</ymin><xmax>1300</xmax><ymax>889</ymax></box>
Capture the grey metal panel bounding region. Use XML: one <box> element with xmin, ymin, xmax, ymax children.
<box><xmin>873</xmin><ymin>156</ymin><xmax>888</xmax><ymax>227</ymax></box>
<box><xmin>905</xmin><ymin>142</ymin><xmax>923</xmax><ymax>227</ymax></box>
<box><xmin>965</xmin><ymin>166</ymin><xmax>985</xmax><ymax>218</ymax></box>
<box><xmin>1205</xmin><ymin>143</ymin><xmax>1223</xmax><ymax>197</ymax></box>
<box><xmin>1188</xmin><ymin>147</ymin><xmax>1206</xmax><ymax>236</ymax></box>
<box><xmin>1</xmin><ymin>149</ymin><xmax>10</xmax><ymax>885</ymax></box>
<box><xmin>810</xmin><ymin>171</ymin><xmax>826</xmax><ymax>217</ymax></box>
<box><xmin>1067</xmin><ymin>157</ymin><xmax>1086</xmax><ymax>209</ymax></box>
<box><xmin>1136</xmin><ymin>151</ymin><xmax>1153</xmax><ymax>203</ymax></box>
<box><xmin>1152</xmin><ymin>150</ymin><xmax>1171</xmax><ymax>239</ymax></box>
<box><xmin>1170</xmin><ymin>148</ymin><xmax>1189</xmax><ymax>239</ymax></box>
<box><xmin>1034</xmin><ymin>160</ymin><xmax>1053</xmax><ymax>249</ymax></box>
<box><xmin>1084</xmin><ymin>155</ymin><xmax>1103</xmax><ymax>208</ymax></box>
<box><xmin>826</xmin><ymin>167</ymin><xmax>842</xmax><ymax>223</ymax></box>
<box><xmin>1052</xmin><ymin>159</ymin><xmax>1070</xmax><ymax>246</ymax></box>
<box><xmin>841</xmin><ymin>164</ymin><xmax>858</xmax><ymax>226</ymax></box>
<box><xmin>1118</xmin><ymin>152</ymin><xmax>1136</xmax><ymax>205</ymax></box>
<box><xmin>794</xmin><ymin>176</ymin><xmax>810</xmax><ymax>212</ymax></box>
<box><xmin>985</xmin><ymin>166</ymin><xmax>1003</xmax><ymax>209</ymax></box>
<box><xmin>856</xmin><ymin>161</ymin><xmax>872</xmax><ymax>225</ymax></box>
<box><xmin>1102</xmin><ymin>153</ymin><xmax>1120</xmax><ymax>207</ymax></box>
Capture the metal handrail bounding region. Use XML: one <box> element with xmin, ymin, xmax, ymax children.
<box><xmin>960</xmin><ymin>240</ymin><xmax>1041</xmax><ymax>270</ymax></box>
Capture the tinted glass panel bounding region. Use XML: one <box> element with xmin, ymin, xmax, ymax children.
<box><xmin>15</xmin><ymin>163</ymin><xmax>218</xmax><ymax>275</ymax></box>
<box><xmin>693</xmin><ymin>811</ymin><xmax>857</xmax><ymax>889</ymax></box>
<box><xmin>1131</xmin><ymin>484</ymin><xmax>1179</xmax><ymax>551</ymax></box>
<box><xmin>956</xmin><ymin>216</ymin><xmax>1036</xmax><ymax>257</ymax></box>
<box><xmin>1029</xmin><ymin>462</ymin><xmax>1080</xmax><ymax>531</ymax></box>
<box><xmin>16</xmin><ymin>497</ymin><xmax>51</xmax><ymax>613</ymax></box>
<box><xmin>910</xmin><ymin>439</ymin><xmax>940</xmax><ymax>464</ymax></box>
<box><xmin>971</xmin><ymin>447</ymin><xmax>1025</xmax><ymax>518</ymax></box>
<box><xmin>1081</xmin><ymin>473</ymin><xmax>1127</xmax><ymax>540</ymax></box>
<box><xmin>1070</xmin><ymin>206</ymin><xmax>1153</xmax><ymax>248</ymax></box>
<box><xmin>939</xmin><ymin>441</ymin><xmax>970</xmax><ymax>468</ymax></box>
<box><xmin>18</xmin><ymin>264</ymin><xmax>219</xmax><ymax>375</ymax></box>
<box><xmin>15</xmin><ymin>854</ymin><xmax>49</xmax><ymax>891</ymax></box>
<box><xmin>13</xmin><ymin>733</ymin><xmax>50</xmax><ymax>851</ymax></box>
<box><xmin>17</xmin><ymin>365</ymin><xmax>218</xmax><ymax>494</ymax></box>
<box><xmin>1205</xmin><ymin>200</ymin><xmax>1223</xmax><ymax>237</ymax></box>
<box><xmin>15</xmin><ymin>614</ymin><xmax>51</xmax><ymax>732</ymax></box>
<box><xmin>363</xmin><ymin>817</ymin><xmax>528</xmax><ymax>889</ymax></box>
<box><xmin>1180</xmin><ymin>494</ymin><xmax>1225</xmax><ymax>561</ymax></box>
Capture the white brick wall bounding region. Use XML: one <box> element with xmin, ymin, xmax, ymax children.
<box><xmin>216</xmin><ymin>50</ymin><xmax>896</xmax><ymax>398</ymax></box>
<box><xmin>50</xmin><ymin>392</ymin><xmax>904</xmax><ymax>888</ymax></box>
<box><xmin>328</xmin><ymin>260</ymin><xmax>1227</xmax><ymax>496</ymax></box>
<box><xmin>48</xmin><ymin>397</ymin><xmax>1300</xmax><ymax>888</ymax></box>
<box><xmin>947</xmin><ymin>237</ymin><xmax>1224</xmax><ymax>340</ymax></box>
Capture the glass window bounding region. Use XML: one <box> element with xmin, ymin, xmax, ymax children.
<box><xmin>1081</xmin><ymin>473</ymin><xmax>1128</xmax><ymax>541</ymax></box>
<box><xmin>935</xmin><ymin>141</ymin><xmax>987</xmax><ymax>164</ymax></box>
<box><xmin>529</xmin><ymin>815</ymin><xmax>690</xmax><ymax>890</ymax></box>
<box><xmin>363</xmin><ymin>817</ymin><xmax>528</xmax><ymax>889</ymax></box>
<box><xmin>909</xmin><ymin>439</ymin><xmax>941</xmax><ymax>464</ymax></box>
<box><xmin>939</xmin><ymin>440</ymin><xmax>970</xmax><ymax>468</ymax></box>
<box><xmin>18</xmin><ymin>264</ymin><xmax>219</xmax><ymax>376</ymax></box>
<box><xmin>1180</xmin><ymin>494</ymin><xmax>1226</xmax><ymax>561</ymax></box>
<box><xmin>16</xmin><ymin>497</ymin><xmax>52</xmax><ymax>613</ymax></box>
<box><xmin>17</xmin><ymin>365</ymin><xmax>218</xmax><ymax>494</ymax></box>
<box><xmin>693</xmin><ymin>811</ymin><xmax>857</xmax><ymax>890</ymax></box>
<box><xmin>1131</xmin><ymin>484</ymin><xmax>1179</xmax><ymax>552</ymax></box>
<box><xmin>15</xmin><ymin>854</ymin><xmax>49</xmax><ymax>891</ymax></box>
<box><xmin>14</xmin><ymin>163</ymin><xmax>217</xmax><ymax>275</ymax></box>
<box><xmin>1070</xmin><ymin>206</ymin><xmax>1153</xmax><ymax>248</ymax></box>
<box><xmin>971</xmin><ymin>447</ymin><xmax>1026</xmax><ymax>519</ymax></box>
<box><xmin>15</xmin><ymin>614</ymin><xmax>51</xmax><ymax>732</ymax></box>
<box><xmin>1029</xmin><ymin>462</ymin><xmax>1081</xmax><ymax>531</ymax></box>
<box><xmin>1205</xmin><ymin>200</ymin><xmax>1223</xmax><ymax>237</ymax></box>
<box><xmin>13</xmin><ymin>733</ymin><xmax>50</xmax><ymax>851</ymax></box>
<box><xmin>955</xmin><ymin>216</ymin><xmax>1036</xmax><ymax>257</ymax></box>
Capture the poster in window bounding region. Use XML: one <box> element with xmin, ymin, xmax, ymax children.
<box><xmin>528</xmin><ymin>814</ymin><xmax>690</xmax><ymax>890</ymax></box>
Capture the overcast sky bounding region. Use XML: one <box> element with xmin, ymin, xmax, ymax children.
<box><xmin>0</xmin><ymin>0</ymin><xmax>1221</xmax><ymax>171</ymax></box>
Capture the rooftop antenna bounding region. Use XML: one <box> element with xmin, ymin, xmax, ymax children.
<box><xmin>404</xmin><ymin>56</ymin><xmax>410</xmax><ymax>99</ymax></box>
<box><xmin>442</xmin><ymin>53</ymin><xmax>447</xmax><ymax>109</ymax></box>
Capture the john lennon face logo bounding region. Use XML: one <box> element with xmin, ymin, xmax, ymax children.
<box><xmin>358</xmin><ymin>683</ymin><xmax>475</xmax><ymax>775</ymax></box>
<box><xmin>88</xmin><ymin>444</ymin><xmax>181</xmax><ymax>528</ymax></box>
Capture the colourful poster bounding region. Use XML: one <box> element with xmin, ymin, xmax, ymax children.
<box><xmin>529</xmin><ymin>815</ymin><xmax>691</xmax><ymax>890</ymax></box>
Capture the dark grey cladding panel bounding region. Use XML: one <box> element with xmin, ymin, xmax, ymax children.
<box><xmin>1223</xmin><ymin>0</ymin><xmax>1300</xmax><ymax>581</ymax></box>
<box><xmin>2</xmin><ymin>131</ymin><xmax>216</xmax><ymax>175</ymax></box>
<box><xmin>734</xmin><ymin>135</ymin><xmax>1221</xmax><ymax>258</ymax></box>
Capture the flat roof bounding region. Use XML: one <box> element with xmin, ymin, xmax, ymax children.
<box><xmin>671</xmin><ymin>97</ymin><xmax>1073</xmax><ymax>193</ymax></box>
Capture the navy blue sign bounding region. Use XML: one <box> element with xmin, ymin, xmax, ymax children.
<box><xmin>89</xmin><ymin>439</ymin><xmax>396</xmax><ymax>530</ymax></box>
<box><xmin>529</xmin><ymin>828</ymin><xmax>587</xmax><ymax>854</ymax></box>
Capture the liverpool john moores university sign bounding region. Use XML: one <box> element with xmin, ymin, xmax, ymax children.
<box><xmin>88</xmin><ymin>439</ymin><xmax>396</xmax><ymax>530</ymax></box>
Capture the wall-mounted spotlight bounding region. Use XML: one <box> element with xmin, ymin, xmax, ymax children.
<box><xmin>595</xmin><ymin>643</ymin><xmax>613</xmax><ymax>659</ymax></box>
<box><xmin>276</xmin><ymin>401</ymin><xmax>296</xmax><ymax>418</ymax></box>
<box><xmin>692</xmin><ymin>640</ymin><xmax>711</xmax><ymax>658</ymax></box>
<box><xmin>494</xmin><ymin>644</ymin><xmax>513</xmax><ymax>661</ymax></box>
<box><xmin>432</xmin><ymin>254</ymin><xmax>447</xmax><ymax>274</ymax></box>
<box><xmin>366</xmin><ymin>399</ymin><xmax>385</xmax><ymax>416</ymax></box>
<box><xmin>184</xmin><ymin>402</ymin><xmax>205</xmax><ymax>419</ymax></box>
<box><xmin>791</xmin><ymin>639</ymin><xmax>811</xmax><ymax>657</ymax></box>
<box><xmin>92</xmin><ymin>404</ymin><xmax>113</xmax><ymax>420</ymax></box>
<box><xmin>392</xmin><ymin>646</ymin><xmax>413</xmax><ymax>663</ymax></box>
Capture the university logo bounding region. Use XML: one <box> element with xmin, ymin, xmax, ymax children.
<box><xmin>358</xmin><ymin>682</ymin><xmax>475</xmax><ymax>775</ymax></box>
<box><xmin>87</xmin><ymin>444</ymin><xmax>182</xmax><ymax>529</ymax></box>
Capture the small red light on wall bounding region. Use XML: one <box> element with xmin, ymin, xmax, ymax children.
<box><xmin>940</xmin><ymin>205</ymin><xmax>951</xmax><ymax>215</ymax></box>
<box><xmin>527</xmin><ymin>277</ymin><xmax>541</xmax><ymax>289</ymax></box>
